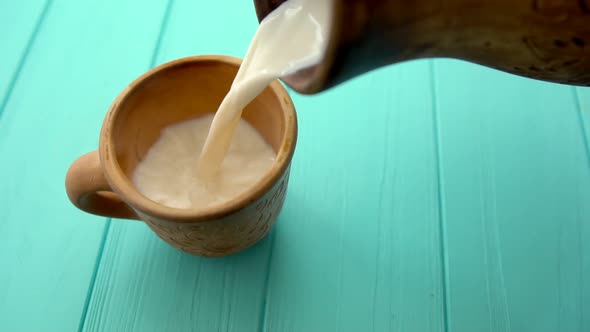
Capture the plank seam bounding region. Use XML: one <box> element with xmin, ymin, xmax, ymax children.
<box><xmin>77</xmin><ymin>219</ymin><xmax>112</xmax><ymax>332</ymax></box>
<box><xmin>150</xmin><ymin>0</ymin><xmax>175</xmax><ymax>68</ymax></box>
<box><xmin>572</xmin><ymin>89</ymin><xmax>590</xmax><ymax>332</ymax></box>
<box><xmin>371</xmin><ymin>98</ymin><xmax>393</xmax><ymax>331</ymax></box>
<box><xmin>573</xmin><ymin>88</ymin><xmax>590</xmax><ymax>167</ymax></box>
<box><xmin>258</xmin><ymin>230</ymin><xmax>277</xmax><ymax>332</ymax></box>
<box><xmin>0</xmin><ymin>0</ymin><xmax>54</xmax><ymax>121</ymax></box>
<box><xmin>429</xmin><ymin>60</ymin><xmax>451</xmax><ymax>332</ymax></box>
<box><xmin>77</xmin><ymin>1</ymin><xmax>175</xmax><ymax>330</ymax></box>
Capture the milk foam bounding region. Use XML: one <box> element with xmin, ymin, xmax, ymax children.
<box><xmin>133</xmin><ymin>0</ymin><xmax>331</xmax><ymax>209</ymax></box>
<box><xmin>132</xmin><ymin>115</ymin><xmax>276</xmax><ymax>210</ymax></box>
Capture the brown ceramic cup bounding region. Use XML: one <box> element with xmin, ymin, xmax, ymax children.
<box><xmin>65</xmin><ymin>55</ymin><xmax>297</xmax><ymax>257</ymax></box>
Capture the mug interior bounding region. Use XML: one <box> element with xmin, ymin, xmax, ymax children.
<box><xmin>101</xmin><ymin>56</ymin><xmax>296</xmax><ymax>221</ymax></box>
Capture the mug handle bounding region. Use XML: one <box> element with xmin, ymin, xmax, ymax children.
<box><xmin>65</xmin><ymin>151</ymin><xmax>139</xmax><ymax>220</ymax></box>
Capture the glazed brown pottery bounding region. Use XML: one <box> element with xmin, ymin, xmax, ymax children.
<box><xmin>255</xmin><ymin>0</ymin><xmax>590</xmax><ymax>94</ymax></box>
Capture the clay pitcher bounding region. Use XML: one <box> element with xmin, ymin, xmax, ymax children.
<box><xmin>254</xmin><ymin>0</ymin><xmax>590</xmax><ymax>94</ymax></box>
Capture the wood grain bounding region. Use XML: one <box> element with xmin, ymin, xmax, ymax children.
<box><xmin>434</xmin><ymin>59</ymin><xmax>590</xmax><ymax>332</ymax></box>
<box><xmin>0</xmin><ymin>0</ymin><xmax>168</xmax><ymax>330</ymax></box>
<box><xmin>261</xmin><ymin>61</ymin><xmax>446</xmax><ymax>332</ymax></box>
<box><xmin>82</xmin><ymin>222</ymin><xmax>275</xmax><ymax>332</ymax></box>
<box><xmin>81</xmin><ymin>2</ymin><xmax>446</xmax><ymax>331</ymax></box>
<box><xmin>81</xmin><ymin>1</ymin><xmax>273</xmax><ymax>331</ymax></box>
<box><xmin>0</xmin><ymin>0</ymin><xmax>48</xmax><ymax>114</ymax></box>
<box><xmin>2</xmin><ymin>1</ymin><xmax>590</xmax><ymax>332</ymax></box>
<box><xmin>576</xmin><ymin>87</ymin><xmax>590</xmax><ymax>158</ymax></box>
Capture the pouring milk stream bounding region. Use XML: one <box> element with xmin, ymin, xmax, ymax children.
<box><xmin>132</xmin><ymin>0</ymin><xmax>332</xmax><ymax>209</ymax></box>
<box><xmin>197</xmin><ymin>0</ymin><xmax>332</xmax><ymax>177</ymax></box>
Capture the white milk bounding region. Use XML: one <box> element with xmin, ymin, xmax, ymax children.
<box><xmin>197</xmin><ymin>0</ymin><xmax>332</xmax><ymax>177</ymax></box>
<box><xmin>132</xmin><ymin>115</ymin><xmax>276</xmax><ymax>210</ymax></box>
<box><xmin>133</xmin><ymin>0</ymin><xmax>332</xmax><ymax>209</ymax></box>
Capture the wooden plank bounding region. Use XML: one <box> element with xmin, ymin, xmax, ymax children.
<box><xmin>434</xmin><ymin>60</ymin><xmax>590</xmax><ymax>332</ymax></box>
<box><xmin>82</xmin><ymin>1</ymin><xmax>273</xmax><ymax>331</ymax></box>
<box><xmin>262</xmin><ymin>61</ymin><xmax>445</xmax><ymax>332</ymax></box>
<box><xmin>153</xmin><ymin>0</ymin><xmax>258</xmax><ymax>65</ymax></box>
<box><xmin>575</xmin><ymin>86</ymin><xmax>590</xmax><ymax>332</ymax></box>
<box><xmin>82</xmin><ymin>221</ymin><xmax>275</xmax><ymax>331</ymax></box>
<box><xmin>83</xmin><ymin>2</ymin><xmax>445</xmax><ymax>331</ymax></box>
<box><xmin>576</xmin><ymin>87</ymin><xmax>590</xmax><ymax>157</ymax></box>
<box><xmin>0</xmin><ymin>0</ymin><xmax>168</xmax><ymax>330</ymax></box>
<box><xmin>0</xmin><ymin>0</ymin><xmax>47</xmax><ymax>110</ymax></box>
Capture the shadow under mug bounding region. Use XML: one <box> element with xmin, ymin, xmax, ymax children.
<box><xmin>65</xmin><ymin>55</ymin><xmax>298</xmax><ymax>257</ymax></box>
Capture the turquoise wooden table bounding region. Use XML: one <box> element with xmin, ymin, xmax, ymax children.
<box><xmin>1</xmin><ymin>1</ymin><xmax>589</xmax><ymax>331</ymax></box>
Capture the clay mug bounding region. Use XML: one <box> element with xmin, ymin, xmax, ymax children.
<box><xmin>65</xmin><ymin>55</ymin><xmax>297</xmax><ymax>257</ymax></box>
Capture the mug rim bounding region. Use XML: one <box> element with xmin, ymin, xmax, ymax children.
<box><xmin>99</xmin><ymin>55</ymin><xmax>298</xmax><ymax>223</ymax></box>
